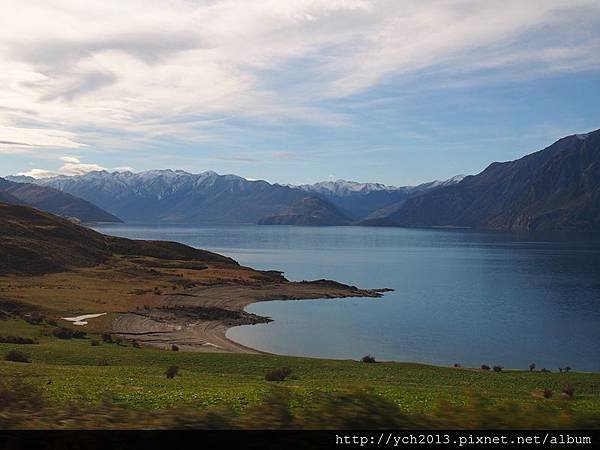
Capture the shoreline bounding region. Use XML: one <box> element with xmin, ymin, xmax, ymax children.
<box><xmin>111</xmin><ymin>280</ymin><xmax>391</xmax><ymax>354</ymax></box>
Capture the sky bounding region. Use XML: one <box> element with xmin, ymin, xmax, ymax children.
<box><xmin>1</xmin><ymin>0</ymin><xmax>600</xmax><ymax>186</ymax></box>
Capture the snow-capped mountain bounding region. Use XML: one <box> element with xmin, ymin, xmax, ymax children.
<box><xmin>294</xmin><ymin>175</ymin><xmax>465</xmax><ymax>219</ymax></box>
<box><xmin>11</xmin><ymin>170</ymin><xmax>306</xmax><ymax>224</ymax></box>
<box><xmin>7</xmin><ymin>170</ymin><xmax>465</xmax><ymax>224</ymax></box>
<box><xmin>297</xmin><ymin>180</ymin><xmax>402</xmax><ymax>196</ymax></box>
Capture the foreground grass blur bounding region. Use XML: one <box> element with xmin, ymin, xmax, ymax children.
<box><xmin>1</xmin><ymin>380</ymin><xmax>598</xmax><ymax>429</ymax></box>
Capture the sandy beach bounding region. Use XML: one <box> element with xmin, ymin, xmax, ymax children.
<box><xmin>111</xmin><ymin>280</ymin><xmax>390</xmax><ymax>353</ymax></box>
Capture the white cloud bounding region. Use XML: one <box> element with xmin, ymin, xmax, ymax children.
<box><xmin>19</xmin><ymin>157</ymin><xmax>106</xmax><ymax>178</ymax></box>
<box><xmin>17</xmin><ymin>169</ymin><xmax>59</xmax><ymax>179</ymax></box>
<box><xmin>0</xmin><ymin>0</ymin><xmax>599</xmax><ymax>152</ymax></box>
<box><xmin>59</xmin><ymin>156</ymin><xmax>81</xmax><ymax>163</ymax></box>
<box><xmin>0</xmin><ymin>126</ymin><xmax>85</xmax><ymax>153</ymax></box>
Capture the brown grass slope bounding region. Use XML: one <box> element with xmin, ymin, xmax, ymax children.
<box><xmin>0</xmin><ymin>203</ymin><xmax>236</xmax><ymax>276</ymax></box>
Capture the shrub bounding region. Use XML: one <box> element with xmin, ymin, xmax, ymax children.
<box><xmin>166</xmin><ymin>365</ymin><xmax>179</xmax><ymax>379</ymax></box>
<box><xmin>24</xmin><ymin>312</ymin><xmax>44</xmax><ymax>325</ymax></box>
<box><xmin>564</xmin><ymin>366</ymin><xmax>572</xmax><ymax>373</ymax></box>
<box><xmin>453</xmin><ymin>363</ymin><xmax>461</xmax><ymax>368</ymax></box>
<box><xmin>0</xmin><ymin>336</ymin><xmax>37</xmax><ymax>344</ymax></box>
<box><xmin>101</xmin><ymin>333</ymin><xmax>113</xmax><ymax>343</ymax></box>
<box><xmin>114</xmin><ymin>336</ymin><xmax>123</xmax><ymax>345</ymax></box>
<box><xmin>481</xmin><ymin>364</ymin><xmax>490</xmax><ymax>371</ymax></box>
<box><xmin>361</xmin><ymin>355</ymin><xmax>376</xmax><ymax>364</ymax></box>
<box><xmin>529</xmin><ymin>363</ymin><xmax>536</xmax><ymax>372</ymax></box>
<box><xmin>562</xmin><ymin>386</ymin><xmax>575</xmax><ymax>400</ymax></box>
<box><xmin>493</xmin><ymin>365</ymin><xmax>503</xmax><ymax>373</ymax></box>
<box><xmin>5</xmin><ymin>350</ymin><xmax>30</xmax><ymax>363</ymax></box>
<box><xmin>46</xmin><ymin>319</ymin><xmax>58</xmax><ymax>327</ymax></box>
<box><xmin>543</xmin><ymin>389</ymin><xmax>553</xmax><ymax>399</ymax></box>
<box><xmin>54</xmin><ymin>327</ymin><xmax>86</xmax><ymax>339</ymax></box>
<box><xmin>132</xmin><ymin>341</ymin><xmax>141</xmax><ymax>348</ymax></box>
<box><xmin>171</xmin><ymin>344</ymin><xmax>179</xmax><ymax>352</ymax></box>
<box><xmin>541</xmin><ymin>368</ymin><xmax>551</xmax><ymax>373</ymax></box>
<box><xmin>91</xmin><ymin>340</ymin><xmax>100</xmax><ymax>346</ymax></box>
<box><xmin>265</xmin><ymin>367</ymin><xmax>293</xmax><ymax>382</ymax></box>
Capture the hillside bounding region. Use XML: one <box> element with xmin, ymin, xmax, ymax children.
<box><xmin>0</xmin><ymin>202</ymin><xmax>235</xmax><ymax>276</ymax></box>
<box><xmin>365</xmin><ymin>130</ymin><xmax>600</xmax><ymax>231</ymax></box>
<box><xmin>0</xmin><ymin>177</ymin><xmax>121</xmax><ymax>223</ymax></box>
<box><xmin>258</xmin><ymin>196</ymin><xmax>352</xmax><ymax>225</ymax></box>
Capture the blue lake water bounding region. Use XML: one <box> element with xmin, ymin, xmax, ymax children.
<box><xmin>94</xmin><ymin>224</ymin><xmax>600</xmax><ymax>372</ymax></box>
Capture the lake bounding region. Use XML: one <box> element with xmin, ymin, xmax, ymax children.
<box><xmin>94</xmin><ymin>224</ymin><xmax>600</xmax><ymax>372</ymax></box>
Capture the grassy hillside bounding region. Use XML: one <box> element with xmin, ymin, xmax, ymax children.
<box><xmin>0</xmin><ymin>202</ymin><xmax>236</xmax><ymax>275</ymax></box>
<box><xmin>1</xmin><ymin>318</ymin><xmax>599</xmax><ymax>428</ymax></box>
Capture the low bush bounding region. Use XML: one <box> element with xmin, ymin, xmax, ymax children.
<box><xmin>0</xmin><ymin>336</ymin><xmax>38</xmax><ymax>344</ymax></box>
<box><xmin>543</xmin><ymin>389</ymin><xmax>553</xmax><ymax>399</ymax></box>
<box><xmin>265</xmin><ymin>367</ymin><xmax>293</xmax><ymax>382</ymax></box>
<box><xmin>4</xmin><ymin>350</ymin><xmax>30</xmax><ymax>363</ymax></box>
<box><xmin>171</xmin><ymin>344</ymin><xmax>179</xmax><ymax>352</ymax></box>
<box><xmin>132</xmin><ymin>341</ymin><xmax>141</xmax><ymax>348</ymax></box>
<box><xmin>91</xmin><ymin>340</ymin><xmax>100</xmax><ymax>346</ymax></box>
<box><xmin>52</xmin><ymin>327</ymin><xmax>86</xmax><ymax>339</ymax></box>
<box><xmin>361</xmin><ymin>355</ymin><xmax>377</xmax><ymax>364</ymax></box>
<box><xmin>562</xmin><ymin>386</ymin><xmax>575</xmax><ymax>400</ymax></box>
<box><xmin>529</xmin><ymin>363</ymin><xmax>536</xmax><ymax>372</ymax></box>
<box><xmin>166</xmin><ymin>365</ymin><xmax>180</xmax><ymax>379</ymax></box>
<box><xmin>493</xmin><ymin>366</ymin><xmax>503</xmax><ymax>373</ymax></box>
<box><xmin>23</xmin><ymin>312</ymin><xmax>44</xmax><ymax>325</ymax></box>
<box><xmin>101</xmin><ymin>333</ymin><xmax>113</xmax><ymax>343</ymax></box>
<box><xmin>481</xmin><ymin>364</ymin><xmax>490</xmax><ymax>371</ymax></box>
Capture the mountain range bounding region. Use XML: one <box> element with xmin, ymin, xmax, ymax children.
<box><xmin>4</xmin><ymin>129</ymin><xmax>599</xmax><ymax>231</ymax></box>
<box><xmin>0</xmin><ymin>177</ymin><xmax>121</xmax><ymax>223</ymax></box>
<box><xmin>8</xmin><ymin>170</ymin><xmax>461</xmax><ymax>225</ymax></box>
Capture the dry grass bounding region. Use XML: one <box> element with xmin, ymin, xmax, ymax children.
<box><xmin>0</xmin><ymin>255</ymin><xmax>265</xmax><ymax>331</ymax></box>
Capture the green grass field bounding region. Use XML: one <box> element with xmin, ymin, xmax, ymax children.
<box><xmin>1</xmin><ymin>318</ymin><xmax>599</xmax><ymax>418</ymax></box>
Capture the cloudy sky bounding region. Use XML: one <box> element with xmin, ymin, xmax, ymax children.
<box><xmin>1</xmin><ymin>0</ymin><xmax>600</xmax><ymax>185</ymax></box>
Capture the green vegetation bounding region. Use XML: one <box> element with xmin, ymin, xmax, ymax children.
<box><xmin>0</xmin><ymin>319</ymin><xmax>599</xmax><ymax>429</ymax></box>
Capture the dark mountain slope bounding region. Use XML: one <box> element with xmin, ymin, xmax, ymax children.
<box><xmin>258</xmin><ymin>196</ymin><xmax>352</xmax><ymax>226</ymax></box>
<box><xmin>0</xmin><ymin>189</ymin><xmax>21</xmax><ymax>205</ymax></box>
<box><xmin>366</xmin><ymin>130</ymin><xmax>600</xmax><ymax>231</ymax></box>
<box><xmin>0</xmin><ymin>203</ymin><xmax>236</xmax><ymax>276</ymax></box>
<box><xmin>0</xmin><ymin>177</ymin><xmax>121</xmax><ymax>223</ymax></box>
